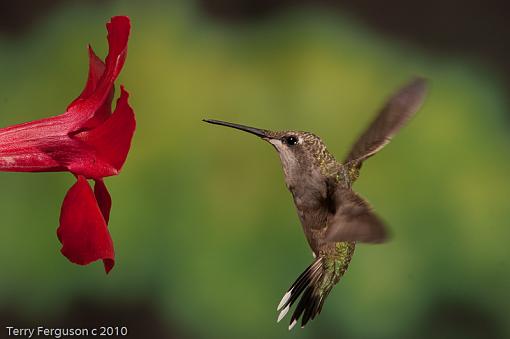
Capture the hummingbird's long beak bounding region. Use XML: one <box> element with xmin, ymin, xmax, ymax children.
<box><xmin>203</xmin><ymin>119</ymin><xmax>269</xmax><ymax>138</ymax></box>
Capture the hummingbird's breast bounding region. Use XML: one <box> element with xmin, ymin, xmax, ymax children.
<box><xmin>286</xmin><ymin>162</ymin><xmax>357</xmax><ymax>253</ymax></box>
<box><xmin>274</xmin><ymin>139</ymin><xmax>351</xmax><ymax>252</ymax></box>
<box><xmin>283</xmin><ymin>165</ymin><xmax>332</xmax><ymax>250</ymax></box>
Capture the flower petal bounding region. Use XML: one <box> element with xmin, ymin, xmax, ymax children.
<box><xmin>40</xmin><ymin>86</ymin><xmax>135</xmax><ymax>177</ymax></box>
<box><xmin>94</xmin><ymin>179</ymin><xmax>112</xmax><ymax>224</ymax></box>
<box><xmin>57</xmin><ymin>175</ymin><xmax>114</xmax><ymax>273</ymax></box>
<box><xmin>105</xmin><ymin>16</ymin><xmax>130</xmax><ymax>77</ymax></box>
<box><xmin>66</xmin><ymin>16</ymin><xmax>130</xmax><ymax>127</ymax></box>
<box><xmin>72</xmin><ymin>86</ymin><xmax>135</xmax><ymax>174</ymax></box>
<box><xmin>68</xmin><ymin>46</ymin><xmax>114</xmax><ymax>129</ymax></box>
<box><xmin>70</xmin><ymin>46</ymin><xmax>106</xmax><ymax>104</ymax></box>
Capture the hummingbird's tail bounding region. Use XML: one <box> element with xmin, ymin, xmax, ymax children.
<box><xmin>276</xmin><ymin>248</ymin><xmax>353</xmax><ymax>330</ymax></box>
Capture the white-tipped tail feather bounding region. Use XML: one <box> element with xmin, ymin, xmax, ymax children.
<box><xmin>277</xmin><ymin>291</ymin><xmax>292</xmax><ymax>311</ymax></box>
<box><xmin>276</xmin><ymin>257</ymin><xmax>332</xmax><ymax>330</ymax></box>
<box><xmin>277</xmin><ymin>305</ymin><xmax>290</xmax><ymax>323</ymax></box>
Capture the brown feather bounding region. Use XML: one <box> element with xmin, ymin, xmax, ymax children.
<box><xmin>343</xmin><ymin>77</ymin><xmax>427</xmax><ymax>166</ymax></box>
<box><xmin>325</xmin><ymin>188</ymin><xmax>389</xmax><ymax>243</ymax></box>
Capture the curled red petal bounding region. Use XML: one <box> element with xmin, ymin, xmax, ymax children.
<box><xmin>72</xmin><ymin>86</ymin><xmax>135</xmax><ymax>173</ymax></box>
<box><xmin>57</xmin><ymin>175</ymin><xmax>114</xmax><ymax>273</ymax></box>
<box><xmin>68</xmin><ymin>46</ymin><xmax>114</xmax><ymax>129</ymax></box>
<box><xmin>66</xmin><ymin>16</ymin><xmax>130</xmax><ymax>127</ymax></box>
<box><xmin>94</xmin><ymin>179</ymin><xmax>112</xmax><ymax>224</ymax></box>
<box><xmin>105</xmin><ymin>16</ymin><xmax>130</xmax><ymax>77</ymax></box>
<box><xmin>69</xmin><ymin>45</ymin><xmax>106</xmax><ymax>105</ymax></box>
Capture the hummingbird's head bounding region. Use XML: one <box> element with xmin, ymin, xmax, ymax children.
<box><xmin>203</xmin><ymin>119</ymin><xmax>334</xmax><ymax>180</ymax></box>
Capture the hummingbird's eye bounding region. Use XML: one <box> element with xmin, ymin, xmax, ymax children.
<box><xmin>284</xmin><ymin>136</ymin><xmax>299</xmax><ymax>146</ymax></box>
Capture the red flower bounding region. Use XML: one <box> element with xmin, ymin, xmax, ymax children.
<box><xmin>0</xmin><ymin>16</ymin><xmax>135</xmax><ymax>273</ymax></box>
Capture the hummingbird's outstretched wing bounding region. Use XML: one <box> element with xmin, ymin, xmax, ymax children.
<box><xmin>325</xmin><ymin>187</ymin><xmax>388</xmax><ymax>243</ymax></box>
<box><xmin>343</xmin><ymin>77</ymin><xmax>427</xmax><ymax>167</ymax></box>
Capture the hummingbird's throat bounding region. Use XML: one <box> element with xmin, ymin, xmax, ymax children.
<box><xmin>268</xmin><ymin>139</ymin><xmax>298</xmax><ymax>172</ymax></box>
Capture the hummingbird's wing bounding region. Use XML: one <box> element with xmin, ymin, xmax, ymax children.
<box><xmin>343</xmin><ymin>77</ymin><xmax>427</xmax><ymax>167</ymax></box>
<box><xmin>325</xmin><ymin>187</ymin><xmax>388</xmax><ymax>243</ymax></box>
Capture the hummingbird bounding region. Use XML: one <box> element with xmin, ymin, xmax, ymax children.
<box><xmin>203</xmin><ymin>77</ymin><xmax>427</xmax><ymax>330</ymax></box>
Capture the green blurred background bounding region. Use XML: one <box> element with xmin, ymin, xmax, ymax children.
<box><xmin>0</xmin><ymin>1</ymin><xmax>509</xmax><ymax>338</ymax></box>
